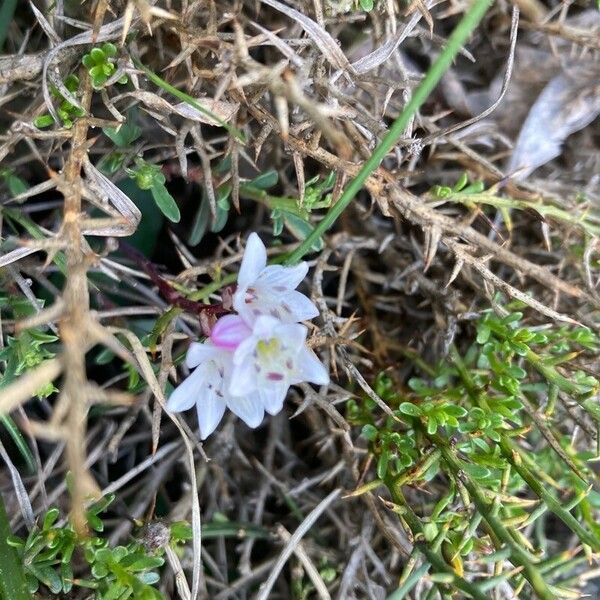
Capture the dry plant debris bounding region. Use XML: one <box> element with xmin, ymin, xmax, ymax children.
<box><xmin>0</xmin><ymin>1</ymin><xmax>599</xmax><ymax>598</ymax></box>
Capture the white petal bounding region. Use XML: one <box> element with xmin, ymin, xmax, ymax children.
<box><xmin>259</xmin><ymin>385</ymin><xmax>288</xmax><ymax>415</ymax></box>
<box><xmin>252</xmin><ymin>314</ymin><xmax>280</xmax><ymax>339</ymax></box>
<box><xmin>238</xmin><ymin>233</ymin><xmax>267</xmax><ymax>287</ymax></box>
<box><xmin>186</xmin><ymin>342</ymin><xmax>219</xmax><ymax>368</ymax></box>
<box><xmin>296</xmin><ymin>347</ymin><xmax>329</xmax><ymax>385</ymax></box>
<box><xmin>167</xmin><ymin>367</ymin><xmax>204</xmax><ymax>412</ymax></box>
<box><xmin>276</xmin><ymin>321</ymin><xmax>307</xmax><ymax>351</ymax></box>
<box><xmin>227</xmin><ymin>393</ymin><xmax>264</xmax><ymax>428</ymax></box>
<box><xmin>196</xmin><ymin>391</ymin><xmax>226</xmax><ymax>439</ymax></box>
<box><xmin>229</xmin><ymin>359</ymin><xmax>258</xmax><ymax>395</ymax></box>
<box><xmin>258</xmin><ymin>262</ymin><xmax>308</xmax><ymax>290</ymax></box>
<box><xmin>280</xmin><ymin>290</ymin><xmax>319</xmax><ymax>322</ymax></box>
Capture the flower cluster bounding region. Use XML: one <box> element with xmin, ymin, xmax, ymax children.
<box><xmin>167</xmin><ymin>233</ymin><xmax>329</xmax><ymax>438</ymax></box>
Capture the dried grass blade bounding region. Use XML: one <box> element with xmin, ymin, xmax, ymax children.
<box><xmin>109</xmin><ymin>328</ymin><xmax>204</xmax><ymax>599</ymax></box>
<box><xmin>0</xmin><ymin>439</ymin><xmax>34</xmax><ymax>529</ymax></box>
<box><xmin>259</xmin><ymin>0</ymin><xmax>354</xmax><ymax>73</ymax></box>
<box><xmin>256</xmin><ymin>488</ymin><xmax>341</xmax><ymax>600</ymax></box>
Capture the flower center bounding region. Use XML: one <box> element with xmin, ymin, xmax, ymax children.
<box><xmin>257</xmin><ymin>338</ymin><xmax>280</xmax><ymax>359</ymax></box>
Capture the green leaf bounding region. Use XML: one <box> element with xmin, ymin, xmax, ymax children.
<box><xmin>170</xmin><ymin>521</ymin><xmax>193</xmax><ymax>543</ymax></box>
<box><xmin>0</xmin><ymin>415</ymin><xmax>36</xmax><ymax>474</ymax></box>
<box><xmin>210</xmin><ymin>188</ymin><xmax>231</xmax><ymax>233</ymax></box>
<box><xmin>151</xmin><ymin>182</ymin><xmax>180</xmax><ymax>223</ymax></box>
<box><xmin>29</xmin><ymin>564</ymin><xmax>62</xmax><ymax>593</ymax></box>
<box><xmin>283</xmin><ymin>211</ymin><xmax>324</xmax><ymax>251</ymax></box>
<box><xmin>33</xmin><ymin>114</ymin><xmax>55</xmax><ymax>128</ymax></box>
<box><xmin>103</xmin><ymin>122</ymin><xmax>142</xmax><ymax>147</ymax></box>
<box><xmin>1</xmin><ymin>170</ymin><xmax>29</xmax><ymax>196</ymax></box>
<box><xmin>377</xmin><ymin>450</ymin><xmax>389</xmax><ymax>479</ymax></box>
<box><xmin>249</xmin><ymin>170</ymin><xmax>279</xmax><ymax>190</ymax></box>
<box><xmin>453</xmin><ymin>172</ymin><xmax>469</xmax><ymax>192</ymax></box>
<box><xmin>90</xmin><ymin>47</ymin><xmax>105</xmax><ymax>63</ymax></box>
<box><xmin>426</xmin><ymin>415</ymin><xmax>438</xmax><ymax>434</ymax></box>
<box><xmin>399</xmin><ymin>402</ymin><xmax>422</xmax><ymax>417</ymax></box>
<box><xmin>462</xmin><ymin>463</ymin><xmax>491</xmax><ymax>479</ymax></box>
<box><xmin>443</xmin><ymin>404</ymin><xmax>467</xmax><ymax>417</ymax></box>
<box><xmin>188</xmin><ymin>193</ymin><xmax>211</xmax><ymax>246</ymax></box>
<box><xmin>361</xmin><ymin>424</ymin><xmax>378</xmax><ymax>441</ymax></box>
<box><xmin>476</xmin><ymin>326</ymin><xmax>491</xmax><ymax>344</ymax></box>
<box><xmin>82</xmin><ymin>54</ymin><xmax>95</xmax><ymax>69</ymax></box>
<box><xmin>102</xmin><ymin>42</ymin><xmax>117</xmax><ymax>58</ymax></box>
<box><xmin>43</xmin><ymin>508</ymin><xmax>60</xmax><ymax>531</ymax></box>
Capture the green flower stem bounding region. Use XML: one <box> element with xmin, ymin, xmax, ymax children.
<box><xmin>285</xmin><ymin>0</ymin><xmax>493</xmax><ymax>265</ymax></box>
<box><xmin>384</xmin><ymin>482</ymin><xmax>489</xmax><ymax>600</ymax></box>
<box><xmin>0</xmin><ymin>492</ymin><xmax>31</xmax><ymax>600</ymax></box>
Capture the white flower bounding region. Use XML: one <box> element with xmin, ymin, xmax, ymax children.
<box><xmin>167</xmin><ymin>335</ymin><xmax>264</xmax><ymax>439</ymax></box>
<box><xmin>229</xmin><ymin>316</ymin><xmax>329</xmax><ymax>416</ymax></box>
<box><xmin>233</xmin><ymin>233</ymin><xmax>318</xmax><ymax>325</ymax></box>
<box><xmin>167</xmin><ymin>233</ymin><xmax>330</xmax><ymax>439</ymax></box>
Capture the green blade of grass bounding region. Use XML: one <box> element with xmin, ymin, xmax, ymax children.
<box><xmin>286</xmin><ymin>0</ymin><xmax>493</xmax><ymax>265</ymax></box>
<box><xmin>0</xmin><ymin>415</ymin><xmax>35</xmax><ymax>475</ymax></box>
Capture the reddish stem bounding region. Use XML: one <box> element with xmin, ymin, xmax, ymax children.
<box><xmin>118</xmin><ymin>241</ymin><xmax>230</xmax><ymax>317</ymax></box>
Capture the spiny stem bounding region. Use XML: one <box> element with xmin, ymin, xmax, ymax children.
<box><xmin>286</xmin><ymin>0</ymin><xmax>493</xmax><ymax>265</ymax></box>
<box><xmin>384</xmin><ymin>482</ymin><xmax>489</xmax><ymax>600</ymax></box>
<box><xmin>498</xmin><ymin>437</ymin><xmax>600</xmax><ymax>551</ymax></box>
<box><xmin>430</xmin><ymin>435</ymin><xmax>556</xmax><ymax>600</ymax></box>
<box><xmin>449</xmin><ymin>345</ymin><xmax>600</xmax><ymax>549</ymax></box>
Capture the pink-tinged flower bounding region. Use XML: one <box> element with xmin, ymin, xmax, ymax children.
<box><xmin>167</xmin><ymin>340</ymin><xmax>264</xmax><ymax>439</ymax></box>
<box><xmin>229</xmin><ymin>316</ymin><xmax>329</xmax><ymax>416</ymax></box>
<box><xmin>210</xmin><ymin>314</ymin><xmax>251</xmax><ymax>350</ymax></box>
<box><xmin>233</xmin><ymin>233</ymin><xmax>318</xmax><ymax>325</ymax></box>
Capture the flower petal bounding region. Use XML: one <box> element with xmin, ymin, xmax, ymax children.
<box><xmin>167</xmin><ymin>367</ymin><xmax>205</xmax><ymax>412</ymax></box>
<box><xmin>227</xmin><ymin>393</ymin><xmax>264</xmax><ymax>428</ymax></box>
<box><xmin>210</xmin><ymin>314</ymin><xmax>251</xmax><ymax>350</ymax></box>
<box><xmin>276</xmin><ymin>321</ymin><xmax>308</xmax><ymax>351</ymax></box>
<box><xmin>279</xmin><ymin>290</ymin><xmax>319</xmax><ymax>322</ymax></box>
<box><xmin>258</xmin><ymin>262</ymin><xmax>308</xmax><ymax>290</ymax></box>
<box><xmin>252</xmin><ymin>315</ymin><xmax>281</xmax><ymax>339</ymax></box>
<box><xmin>196</xmin><ymin>391</ymin><xmax>226</xmax><ymax>439</ymax></box>
<box><xmin>238</xmin><ymin>232</ymin><xmax>267</xmax><ymax>287</ymax></box>
<box><xmin>186</xmin><ymin>341</ymin><xmax>219</xmax><ymax>368</ymax></box>
<box><xmin>259</xmin><ymin>385</ymin><xmax>288</xmax><ymax>415</ymax></box>
<box><xmin>229</xmin><ymin>359</ymin><xmax>258</xmax><ymax>394</ymax></box>
<box><xmin>296</xmin><ymin>347</ymin><xmax>329</xmax><ymax>385</ymax></box>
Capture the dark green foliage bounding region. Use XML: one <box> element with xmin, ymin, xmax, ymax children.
<box><xmin>351</xmin><ymin>303</ymin><xmax>600</xmax><ymax>598</ymax></box>
<box><xmin>7</xmin><ymin>496</ymin><xmax>166</xmax><ymax>599</ymax></box>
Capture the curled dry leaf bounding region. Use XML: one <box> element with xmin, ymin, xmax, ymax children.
<box><xmin>509</xmin><ymin>64</ymin><xmax>600</xmax><ymax>180</ymax></box>
<box><xmin>118</xmin><ymin>90</ymin><xmax>239</xmax><ymax>126</ymax></box>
